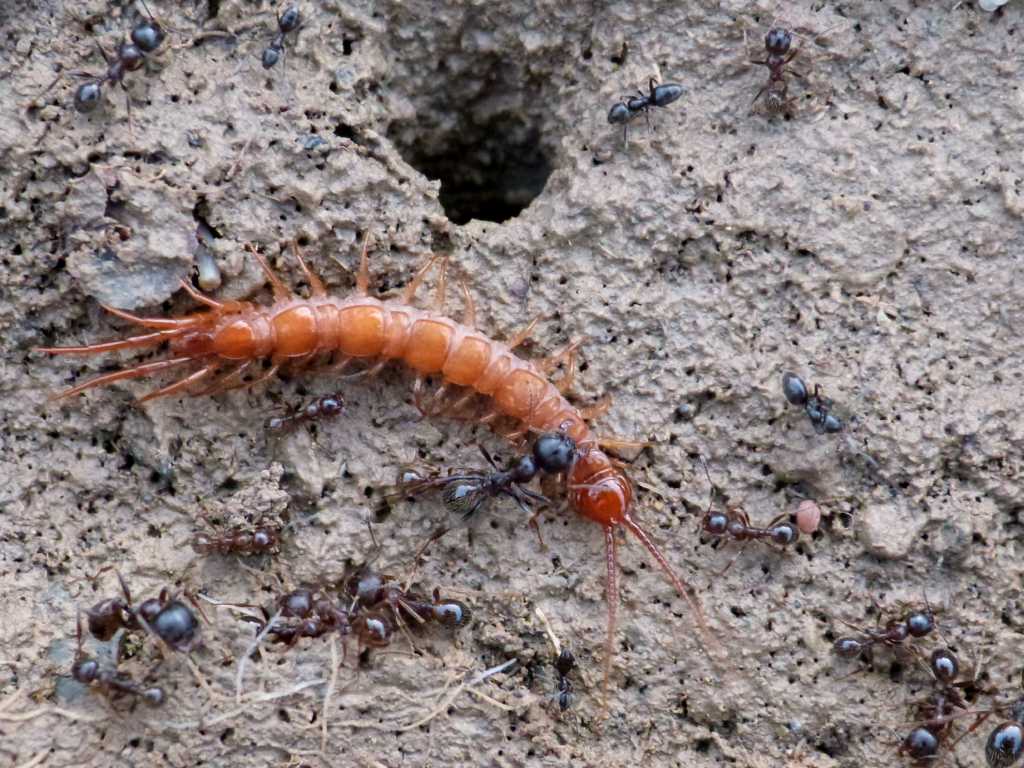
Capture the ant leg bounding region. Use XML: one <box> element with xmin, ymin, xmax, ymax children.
<box><xmin>527</xmin><ymin>509</ymin><xmax>547</xmax><ymax>548</ymax></box>
<box><xmin>750</xmin><ymin>85</ymin><xmax>769</xmax><ymax>109</ymax></box>
<box><xmin>715</xmin><ymin>540</ymin><xmax>750</xmax><ymax>576</ymax></box>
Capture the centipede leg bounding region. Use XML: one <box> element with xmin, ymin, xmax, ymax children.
<box><xmin>434</xmin><ymin>255</ymin><xmax>449</xmax><ymax>313</ymax></box>
<box><xmin>138</xmin><ymin>365</ymin><xmax>218</xmax><ymax>402</ymax></box>
<box><xmin>602</xmin><ymin>524</ymin><xmax>619</xmax><ymax>713</ymax></box>
<box><xmin>246</xmin><ymin>244</ymin><xmax>293</xmax><ymax>302</ymax></box>
<box><xmin>355</xmin><ymin>231</ymin><xmax>372</xmax><ymax>295</ymax></box>
<box><xmin>50</xmin><ymin>356</ymin><xmax>198</xmax><ymax>399</ymax></box>
<box><xmin>290</xmin><ymin>241</ymin><xmax>326</xmax><ymax>298</ymax></box>
<box><xmin>178</xmin><ymin>279</ymin><xmax>248</xmax><ymax>312</ymax></box>
<box><xmin>194</xmin><ymin>361</ymin><xmax>254</xmax><ymax>396</ymax></box>
<box><xmin>459</xmin><ymin>281</ymin><xmax>476</xmax><ymax>329</ymax></box>
<box><xmin>596</xmin><ymin>435</ymin><xmax>652</xmax><ymax>453</ymax></box>
<box><xmin>400</xmin><ymin>255</ymin><xmax>441</xmax><ymax>306</ymax></box>
<box><xmin>506</xmin><ymin>316</ymin><xmax>540</xmax><ymax>350</ymax></box>
<box><xmin>579</xmin><ymin>395</ymin><xmax>613</xmax><ymax>421</ymax></box>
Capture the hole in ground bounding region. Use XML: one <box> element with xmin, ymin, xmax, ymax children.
<box><xmin>383</xmin><ymin>11</ymin><xmax>562</xmax><ymax>225</ymax></box>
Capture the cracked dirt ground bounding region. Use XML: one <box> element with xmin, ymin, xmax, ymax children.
<box><xmin>1</xmin><ymin>0</ymin><xmax>1023</xmax><ymax>766</ymax></box>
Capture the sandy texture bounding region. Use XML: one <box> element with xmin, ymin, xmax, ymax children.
<box><xmin>2</xmin><ymin>0</ymin><xmax>1024</xmax><ymax>766</ymax></box>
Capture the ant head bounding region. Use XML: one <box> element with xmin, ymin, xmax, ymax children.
<box><xmin>930</xmin><ymin>648</ymin><xmax>960</xmax><ymax>684</ymax></box>
<box><xmin>279</xmin><ymin>588</ymin><xmax>314</xmax><ymax>617</ymax></box>
<box><xmin>130</xmin><ymin>22</ymin><xmax>164</xmax><ymax>54</ymax></box>
<box><xmin>533</xmin><ymin>433</ymin><xmax>577</xmax><ymax>474</ymax></box>
<box><xmin>900</xmin><ymin>727</ymin><xmax>939</xmax><ymax>761</ymax></box>
<box><xmin>279</xmin><ymin>6</ymin><xmax>301</xmax><ymax>33</ymax></box>
<box><xmin>765</xmin><ymin>28</ymin><xmax>793</xmax><ymax>55</ymax></box>
<box><xmin>71</xmin><ymin>656</ymin><xmax>100</xmax><ymax>684</ymax></box>
<box><xmin>607</xmin><ymin>102</ymin><xmax>631</xmax><ymax>125</ymax></box>
<box><xmin>906</xmin><ymin>609</ymin><xmax>935</xmax><ymax>639</ymax></box>
<box><xmin>555</xmin><ymin>649</ymin><xmax>575</xmax><ymax>675</ymax></box>
<box><xmin>833</xmin><ymin>637</ymin><xmax>862</xmax><ymax>659</ymax></box>
<box><xmin>988</xmin><ymin>723</ymin><xmax>1024</xmax><ymax>768</ymax></box>
<box><xmin>74</xmin><ymin>82</ymin><xmax>103</xmax><ymax>114</ymax></box>
<box><xmin>704</xmin><ymin>511</ymin><xmax>729</xmax><ymax>536</ymax></box>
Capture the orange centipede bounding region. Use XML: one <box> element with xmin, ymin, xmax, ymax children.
<box><xmin>37</xmin><ymin>234</ymin><xmax>719</xmax><ymax>703</ymax></box>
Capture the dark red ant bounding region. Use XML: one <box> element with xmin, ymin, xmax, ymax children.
<box><xmin>262</xmin><ymin>5</ymin><xmax>301</xmax><ymax>69</ymax></box>
<box><xmin>749</xmin><ymin>27</ymin><xmax>804</xmax><ymax>114</ymax></box>
<box><xmin>607</xmin><ymin>78</ymin><xmax>685</xmax><ymax>144</ymax></box>
<box><xmin>266</xmin><ymin>391</ymin><xmax>344</xmax><ymax>432</ymax></box>
<box><xmin>697</xmin><ymin>458</ymin><xmax>798</xmax><ymax>574</ymax></box>
<box><xmin>392</xmin><ymin>432</ymin><xmax>578</xmax><ymax>559</ymax></box>
<box><xmin>84</xmin><ymin>570</ymin><xmax>202</xmax><ymax>653</ymax></box>
<box><xmin>831</xmin><ymin>600</ymin><xmax>936</xmax><ymax>663</ymax></box>
<box><xmin>71</xmin><ymin>610</ymin><xmax>165</xmax><ymax>708</ymax></box>
<box><xmin>70</xmin><ymin>1</ymin><xmax>167</xmax><ymax>119</ymax></box>
<box><xmin>254</xmin><ymin>585</ymin><xmax>395</xmax><ymax>653</ymax></box>
<box><xmin>191</xmin><ymin>517</ymin><xmax>282</xmax><ymax>556</ymax></box>
<box><xmin>345</xmin><ymin>568</ymin><xmax>472</xmax><ymax>632</ymax></box>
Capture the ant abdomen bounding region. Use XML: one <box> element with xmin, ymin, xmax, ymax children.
<box><xmin>901</xmin><ymin>726</ymin><xmax>940</xmax><ymax>761</ymax></box>
<box><xmin>432</xmin><ymin>599</ymin><xmax>471</xmax><ymax>627</ymax></box>
<box><xmin>356</xmin><ymin>612</ymin><xmax>394</xmax><ymax>647</ymax></box>
<box><xmin>833</xmin><ymin>637</ymin><xmax>863</xmax><ymax>658</ymax></box>
<box><xmin>987</xmin><ymin>722</ymin><xmax>1024</xmax><ymax>768</ymax></box>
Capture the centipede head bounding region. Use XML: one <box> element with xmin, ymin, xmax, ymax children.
<box><xmin>568</xmin><ymin>447</ymin><xmax>633</xmax><ymax>527</ymax></box>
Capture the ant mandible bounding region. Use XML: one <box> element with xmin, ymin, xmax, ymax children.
<box><xmin>71</xmin><ymin>610</ymin><xmax>166</xmax><ymax>708</ymax></box>
<box><xmin>84</xmin><ymin>570</ymin><xmax>202</xmax><ymax>653</ymax></box>
<box><xmin>697</xmin><ymin>457</ymin><xmax>798</xmax><ymax>574</ymax></box>
<box><xmin>72</xmin><ymin>1</ymin><xmax>166</xmax><ymax>118</ymax></box>
<box><xmin>262</xmin><ymin>5</ymin><xmax>301</xmax><ymax>69</ymax></box>
<box><xmin>607</xmin><ymin>78</ymin><xmax>685</xmax><ymax>145</ymax></box>
<box><xmin>749</xmin><ymin>27</ymin><xmax>803</xmax><ymax>114</ymax></box>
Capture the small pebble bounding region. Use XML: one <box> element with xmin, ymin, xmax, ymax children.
<box><xmin>979</xmin><ymin>0</ymin><xmax>1010</xmax><ymax>10</ymax></box>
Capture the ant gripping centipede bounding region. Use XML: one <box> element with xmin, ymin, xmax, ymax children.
<box><xmin>36</xmin><ymin>232</ymin><xmax>719</xmax><ymax>706</ymax></box>
<box><xmin>386</xmin><ymin>431</ymin><xmax>578</xmax><ymax>560</ymax></box>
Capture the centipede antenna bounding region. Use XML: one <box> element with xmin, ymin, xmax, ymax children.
<box><xmin>99</xmin><ymin>304</ymin><xmax>202</xmax><ymax>330</ymax></box>
<box><xmin>178</xmin><ymin>279</ymin><xmax>225</xmax><ymax>310</ymax></box>
<box><xmin>37</xmin><ymin>329</ymin><xmax>187</xmax><ymax>356</ymax></box>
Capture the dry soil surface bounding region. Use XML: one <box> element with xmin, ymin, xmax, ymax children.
<box><xmin>2</xmin><ymin>1</ymin><xmax>1024</xmax><ymax>767</ymax></box>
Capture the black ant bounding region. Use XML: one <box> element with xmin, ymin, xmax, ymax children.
<box><xmin>345</xmin><ymin>569</ymin><xmax>472</xmax><ymax>631</ymax></box>
<box><xmin>782</xmin><ymin>372</ymin><xmax>844</xmax><ymax>434</ymax></box>
<box><xmin>831</xmin><ymin>601</ymin><xmax>935</xmax><ymax>663</ymax></box>
<box><xmin>749</xmin><ymin>27</ymin><xmax>803</xmax><ymax>114</ymax></box>
<box><xmin>266</xmin><ymin>391</ymin><xmax>344</xmax><ymax>432</ymax></box>
<box><xmin>697</xmin><ymin>458</ymin><xmax>798</xmax><ymax>574</ymax></box>
<box><xmin>71</xmin><ymin>2</ymin><xmax>167</xmax><ymax>118</ymax></box>
<box><xmin>942</xmin><ymin>669</ymin><xmax>1024</xmax><ymax>767</ymax></box>
<box><xmin>84</xmin><ymin>570</ymin><xmax>202</xmax><ymax>653</ymax></box>
<box><xmin>899</xmin><ymin>648</ymin><xmax>976</xmax><ymax>764</ymax></box>
<box><xmin>554</xmin><ymin>649</ymin><xmax>576</xmax><ymax>711</ymax></box>
<box><xmin>393</xmin><ymin>432</ymin><xmax>578</xmax><ymax>558</ymax></box>
<box><xmin>71</xmin><ymin>610</ymin><xmax>165</xmax><ymax>708</ymax></box>
<box><xmin>607</xmin><ymin>78</ymin><xmax>684</xmax><ymax>144</ymax></box>
<box><xmin>262</xmin><ymin>5</ymin><xmax>301</xmax><ymax>69</ymax></box>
